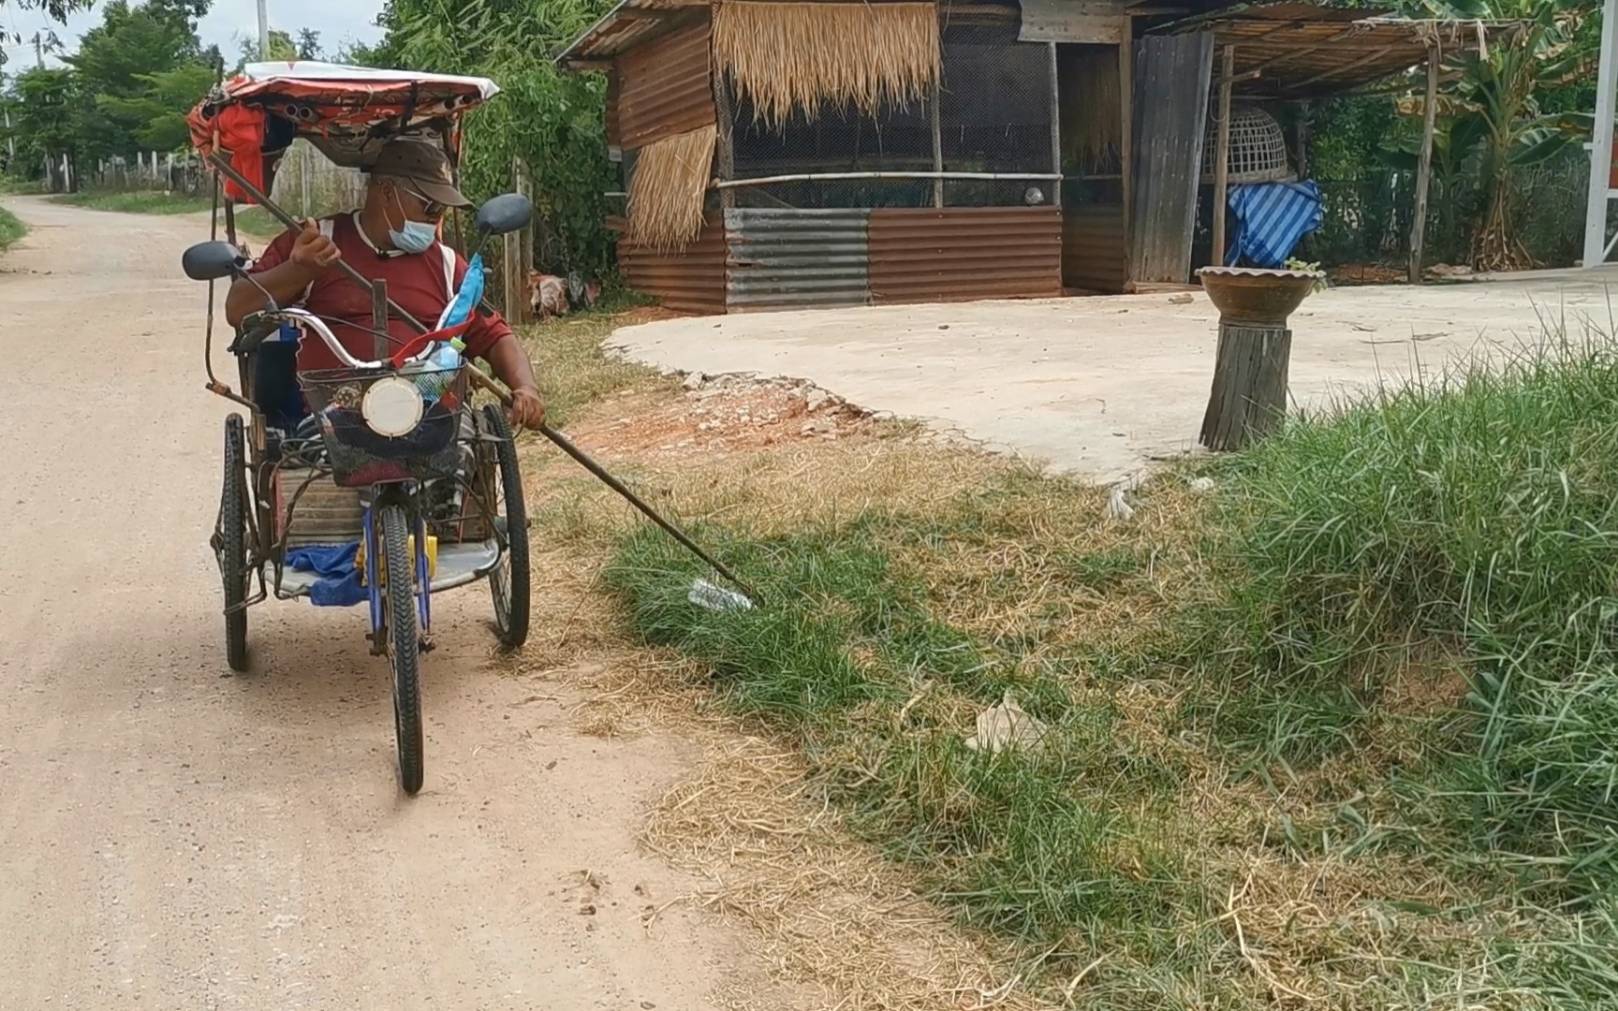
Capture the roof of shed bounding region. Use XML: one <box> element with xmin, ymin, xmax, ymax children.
<box><xmin>556</xmin><ymin>0</ymin><xmax>707</xmax><ymax>68</ymax></box>
<box><xmin>1157</xmin><ymin>2</ymin><xmax>1522</xmax><ymax>98</ymax></box>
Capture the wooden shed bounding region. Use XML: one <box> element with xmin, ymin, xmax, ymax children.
<box><xmin>558</xmin><ymin>0</ymin><xmax>1512</xmax><ymax>312</ymax></box>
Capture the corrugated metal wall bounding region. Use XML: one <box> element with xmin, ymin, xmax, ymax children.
<box><xmin>615</xmin><ymin>23</ymin><xmax>715</xmax><ymax>149</ymax></box>
<box><xmin>724</xmin><ymin>208</ymin><xmax>871</xmax><ymax>312</ymax></box>
<box><xmin>867</xmin><ymin>207</ymin><xmax>1064</xmax><ymax>303</ymax></box>
<box><xmin>1063</xmin><ymin>204</ymin><xmax>1127</xmax><ymax>293</ymax></box>
<box><xmin>618</xmin><ymin>213</ymin><xmax>728</xmax><ymax>314</ymax></box>
<box><xmin>604</xmin><ymin>69</ymin><xmax>622</xmax><ymax>151</ymax></box>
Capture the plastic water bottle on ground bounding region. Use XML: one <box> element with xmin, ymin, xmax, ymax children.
<box><xmin>688</xmin><ymin>578</ymin><xmax>753</xmax><ymax>612</ymax></box>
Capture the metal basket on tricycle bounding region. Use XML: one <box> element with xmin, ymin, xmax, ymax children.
<box><xmin>299</xmin><ymin>364</ymin><xmax>469</xmax><ymax>487</ymax></box>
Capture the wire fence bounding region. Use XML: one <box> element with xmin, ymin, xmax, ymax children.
<box><xmin>727</xmin><ymin>23</ymin><xmax>1056</xmax><ymax>209</ymax></box>
<box><xmin>1304</xmin><ymin>149</ymin><xmax>1588</xmax><ymax>271</ymax></box>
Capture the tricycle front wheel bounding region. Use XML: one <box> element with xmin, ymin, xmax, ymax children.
<box><xmin>217</xmin><ymin>413</ymin><xmax>249</xmax><ymax>672</ymax></box>
<box><xmin>379</xmin><ymin>504</ymin><xmax>424</xmax><ymax>795</ymax></box>
<box><xmin>481</xmin><ymin>406</ymin><xmax>530</xmax><ymax>650</ymax></box>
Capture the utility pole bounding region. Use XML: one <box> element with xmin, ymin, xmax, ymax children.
<box><xmin>34</xmin><ymin>32</ymin><xmax>45</xmax><ymax>69</ymax></box>
<box><xmin>257</xmin><ymin>0</ymin><xmax>271</xmax><ymax>61</ymax></box>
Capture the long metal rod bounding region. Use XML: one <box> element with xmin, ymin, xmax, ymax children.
<box><xmin>712</xmin><ymin>170</ymin><xmax>1062</xmax><ymax>189</ymax></box>
<box><xmin>206</xmin><ymin>149</ymin><xmax>759</xmax><ymax>599</ymax></box>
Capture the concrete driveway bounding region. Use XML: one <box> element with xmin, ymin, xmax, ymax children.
<box><xmin>611</xmin><ymin>269</ymin><xmax>1618</xmax><ymax>482</ymax></box>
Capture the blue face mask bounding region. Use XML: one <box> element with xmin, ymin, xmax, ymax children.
<box><xmin>389</xmin><ymin>190</ymin><xmax>438</xmax><ymax>254</ymax></box>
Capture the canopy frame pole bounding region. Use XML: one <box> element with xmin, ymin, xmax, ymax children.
<box><xmin>1585</xmin><ymin>0</ymin><xmax>1618</xmax><ymax>269</ymax></box>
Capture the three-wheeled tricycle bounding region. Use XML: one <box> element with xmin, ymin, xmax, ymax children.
<box><xmin>180</xmin><ymin>63</ymin><xmax>536</xmax><ymax>794</ymax></box>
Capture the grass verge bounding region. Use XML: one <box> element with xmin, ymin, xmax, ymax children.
<box><xmin>0</xmin><ymin>202</ymin><xmax>24</xmax><ymax>251</ymax></box>
<box><xmin>53</xmin><ymin>189</ymin><xmax>213</xmax><ymax>215</ymax></box>
<box><xmin>598</xmin><ymin>325</ymin><xmax>1618</xmax><ymax>1007</ymax></box>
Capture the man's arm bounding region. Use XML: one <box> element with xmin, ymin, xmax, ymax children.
<box><xmin>224</xmin><ymin>220</ymin><xmax>340</xmax><ymax>326</ymax></box>
<box><xmin>483</xmin><ymin>334</ymin><xmax>546</xmax><ymax>430</ymax></box>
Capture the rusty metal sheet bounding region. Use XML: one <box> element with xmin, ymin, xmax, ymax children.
<box><xmin>616</xmin><ymin>22</ymin><xmax>715</xmax><ymax>149</ymax></box>
<box><xmin>1062</xmin><ymin>203</ymin><xmax>1127</xmax><ymax>293</ymax></box>
<box><xmin>618</xmin><ymin>212</ymin><xmax>727</xmax><ymax>314</ymax></box>
<box><xmin>724</xmin><ymin>208</ymin><xmax>871</xmax><ymax>312</ymax></box>
<box><xmin>868</xmin><ymin>207</ymin><xmax>1063</xmax><ymax>304</ymax></box>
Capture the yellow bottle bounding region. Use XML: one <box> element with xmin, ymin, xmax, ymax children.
<box><xmin>356</xmin><ymin>533</ymin><xmax>438</xmax><ymax>587</ymax></box>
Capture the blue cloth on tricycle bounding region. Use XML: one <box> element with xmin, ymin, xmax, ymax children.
<box><xmin>286</xmin><ymin>543</ymin><xmax>366</xmax><ymax>607</ymax></box>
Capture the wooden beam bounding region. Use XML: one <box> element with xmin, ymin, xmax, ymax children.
<box><xmin>1227</xmin><ymin>25</ymin><xmax>1362</xmax><ymax>78</ymax></box>
<box><xmin>931</xmin><ymin>74</ymin><xmax>944</xmax><ymax>207</ymax></box>
<box><xmin>1211</xmin><ymin>44</ymin><xmax>1234</xmax><ymax>268</ymax></box>
<box><xmin>1294</xmin><ymin>99</ymin><xmax>1310</xmax><ymax>178</ymax></box>
<box><xmin>1049</xmin><ymin>41</ymin><xmax>1063</xmax><ymax>208</ymax></box>
<box><xmin>1284</xmin><ymin>45</ymin><xmax>1397</xmax><ymax>90</ymax></box>
<box><xmin>1119</xmin><ymin>28</ymin><xmax>1134</xmax><ymax>242</ymax></box>
<box><xmin>1409</xmin><ymin>45</ymin><xmax>1439</xmax><ymax>284</ymax></box>
<box><xmin>712</xmin><ymin>59</ymin><xmax>736</xmax><ymax>211</ymax></box>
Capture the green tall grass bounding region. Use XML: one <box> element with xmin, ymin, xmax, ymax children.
<box><xmin>0</xmin><ymin>201</ymin><xmax>24</xmax><ymax>251</ymax></box>
<box><xmin>604</xmin><ymin>326</ymin><xmax>1618</xmax><ymax>1005</ymax></box>
<box><xmin>1202</xmin><ymin>330</ymin><xmax>1618</xmax><ymax>889</ymax></box>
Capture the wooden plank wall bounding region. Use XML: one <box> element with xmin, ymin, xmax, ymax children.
<box><xmin>1129</xmin><ymin>32</ymin><xmax>1214</xmax><ymax>284</ymax></box>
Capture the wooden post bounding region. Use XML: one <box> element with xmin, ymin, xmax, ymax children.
<box><xmin>1408</xmin><ymin>45</ymin><xmax>1440</xmax><ymax>284</ymax></box>
<box><xmin>1118</xmin><ymin>28</ymin><xmax>1133</xmax><ymax>232</ymax></box>
<box><xmin>502</xmin><ymin>155</ymin><xmax>525</xmax><ymax>321</ymax></box>
<box><xmin>1199</xmin><ymin>321</ymin><xmax>1292</xmax><ymax>451</ymax></box>
<box><xmin>516</xmin><ymin>159</ymin><xmax>533</xmax><ymax>321</ymax></box>
<box><xmin>372</xmin><ymin>279</ymin><xmax>390</xmax><ymax>360</ymax></box>
<box><xmin>1294</xmin><ymin>100</ymin><xmax>1310</xmax><ymax>179</ymax></box>
<box><xmin>713</xmin><ymin>67</ymin><xmax>737</xmax><ymax>212</ymax></box>
<box><xmin>1048</xmin><ymin>41</ymin><xmax>1062</xmax><ymax>208</ymax></box>
<box><xmin>930</xmin><ymin>76</ymin><xmax>944</xmax><ymax>208</ymax></box>
<box><xmin>1210</xmin><ymin>45</ymin><xmax>1234</xmax><ymax>268</ymax></box>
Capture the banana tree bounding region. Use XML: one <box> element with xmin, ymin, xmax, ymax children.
<box><xmin>1408</xmin><ymin>0</ymin><xmax>1592</xmax><ymax>270</ymax></box>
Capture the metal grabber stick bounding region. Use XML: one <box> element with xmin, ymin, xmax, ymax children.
<box><xmin>206</xmin><ymin>152</ymin><xmax>760</xmax><ymax>603</ymax></box>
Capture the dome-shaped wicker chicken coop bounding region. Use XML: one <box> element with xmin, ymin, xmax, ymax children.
<box><xmin>1202</xmin><ymin>105</ymin><xmax>1294</xmax><ymax>184</ymax></box>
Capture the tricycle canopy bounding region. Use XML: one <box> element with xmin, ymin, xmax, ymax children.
<box><xmin>187</xmin><ymin>61</ymin><xmax>499</xmax><ymax>204</ymax></box>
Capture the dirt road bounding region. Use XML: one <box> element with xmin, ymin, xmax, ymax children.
<box><xmin>0</xmin><ymin>197</ymin><xmax>789</xmax><ymax>1009</ymax></box>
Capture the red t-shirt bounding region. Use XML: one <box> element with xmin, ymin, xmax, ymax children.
<box><xmin>250</xmin><ymin>213</ymin><xmax>513</xmax><ymax>372</ymax></box>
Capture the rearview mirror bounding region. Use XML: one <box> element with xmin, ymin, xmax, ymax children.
<box><xmin>475</xmin><ymin>193</ymin><xmax>533</xmax><ymax>237</ymax></box>
<box><xmin>182</xmin><ymin>240</ymin><xmax>245</xmax><ymax>281</ymax></box>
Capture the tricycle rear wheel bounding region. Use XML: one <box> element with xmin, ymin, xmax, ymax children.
<box><xmin>380</xmin><ymin>504</ymin><xmax>425</xmax><ymax>795</ymax></box>
<box><xmin>218</xmin><ymin>414</ymin><xmax>249</xmax><ymax>672</ymax></box>
<box><xmin>482</xmin><ymin>406</ymin><xmax>530</xmax><ymax>649</ymax></box>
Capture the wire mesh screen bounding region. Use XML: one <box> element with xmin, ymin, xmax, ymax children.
<box><xmin>728</xmin><ymin>23</ymin><xmax>1055</xmax><ymax>209</ymax></box>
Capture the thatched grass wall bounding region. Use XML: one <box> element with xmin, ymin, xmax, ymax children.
<box><xmin>713</xmin><ymin>1</ymin><xmax>941</xmax><ymax>128</ymax></box>
<box><xmin>626</xmin><ymin>123</ymin><xmax>719</xmax><ymax>251</ymax></box>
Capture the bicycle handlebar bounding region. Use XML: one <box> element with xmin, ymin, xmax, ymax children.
<box><xmin>240</xmin><ymin>307</ymin><xmax>433</xmax><ymax>371</ymax></box>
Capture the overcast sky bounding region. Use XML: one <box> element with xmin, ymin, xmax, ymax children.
<box><xmin>2</xmin><ymin>0</ymin><xmax>386</xmax><ymax>71</ymax></box>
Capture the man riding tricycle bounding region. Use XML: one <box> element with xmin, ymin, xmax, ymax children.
<box><xmin>181</xmin><ymin>63</ymin><xmax>546</xmax><ymax>795</ymax></box>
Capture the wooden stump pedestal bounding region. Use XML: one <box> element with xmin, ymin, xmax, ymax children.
<box><xmin>1198</xmin><ymin>321</ymin><xmax>1292</xmax><ymax>452</ymax></box>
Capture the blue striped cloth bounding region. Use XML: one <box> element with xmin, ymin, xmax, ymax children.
<box><xmin>1225</xmin><ymin>181</ymin><xmax>1323</xmax><ymax>268</ymax></box>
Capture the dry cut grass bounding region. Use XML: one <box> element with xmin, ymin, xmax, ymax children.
<box><xmin>714</xmin><ymin>1</ymin><xmax>940</xmax><ymax>127</ymax></box>
<box><xmin>625</xmin><ymin>124</ymin><xmax>718</xmax><ymax>252</ymax></box>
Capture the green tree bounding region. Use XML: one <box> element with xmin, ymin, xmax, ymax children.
<box><xmin>296</xmin><ymin>28</ymin><xmax>323</xmax><ymax>61</ymax></box>
<box><xmin>7</xmin><ymin>66</ymin><xmax>91</xmax><ymax>180</ymax></box>
<box><xmin>98</xmin><ymin>62</ymin><xmax>216</xmax><ymax>149</ymax></box>
<box><xmin>373</xmin><ymin>0</ymin><xmax>618</xmax><ymax>275</ymax></box>
<box><xmin>1</xmin><ymin>0</ymin><xmax>93</xmax><ymax>19</ymax></box>
<box><xmin>1401</xmin><ymin>0</ymin><xmax>1592</xmax><ymax>270</ymax></box>
<box><xmin>67</xmin><ymin>0</ymin><xmax>214</xmax><ymax>159</ymax></box>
